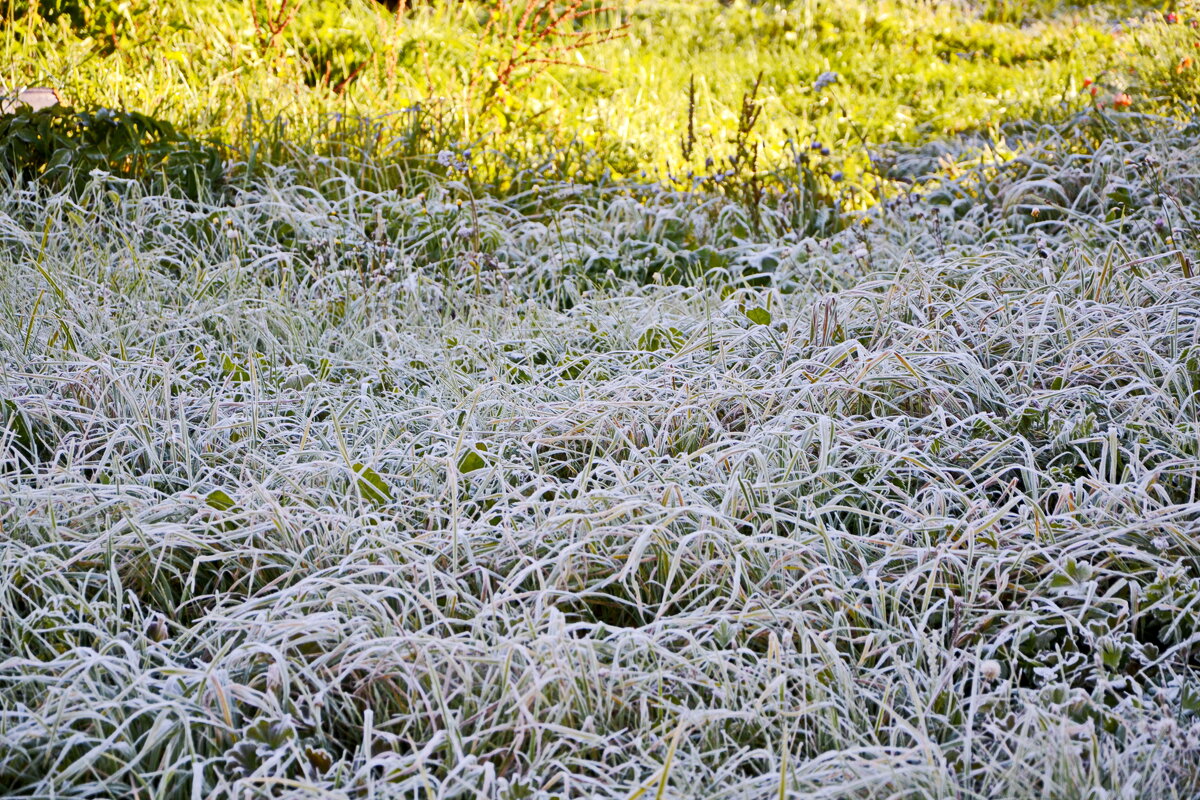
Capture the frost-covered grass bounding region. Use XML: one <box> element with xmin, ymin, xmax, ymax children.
<box><xmin>2</xmin><ymin>112</ymin><xmax>1200</xmax><ymax>798</ymax></box>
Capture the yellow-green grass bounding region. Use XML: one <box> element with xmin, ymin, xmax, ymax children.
<box><xmin>4</xmin><ymin>0</ymin><xmax>1174</xmax><ymax>189</ymax></box>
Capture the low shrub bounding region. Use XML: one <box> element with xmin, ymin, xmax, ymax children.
<box><xmin>0</xmin><ymin>104</ymin><xmax>223</xmax><ymax>200</ymax></box>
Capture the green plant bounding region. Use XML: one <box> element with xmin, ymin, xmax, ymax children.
<box><xmin>0</xmin><ymin>105</ymin><xmax>222</xmax><ymax>199</ymax></box>
<box><xmin>1</xmin><ymin>0</ymin><xmax>150</xmax><ymax>54</ymax></box>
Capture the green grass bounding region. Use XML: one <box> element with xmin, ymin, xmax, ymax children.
<box><xmin>1</xmin><ymin>0</ymin><xmax>1172</xmax><ymax>188</ymax></box>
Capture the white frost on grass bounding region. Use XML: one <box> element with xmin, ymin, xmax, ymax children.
<box><xmin>1</xmin><ymin>116</ymin><xmax>1199</xmax><ymax>798</ymax></box>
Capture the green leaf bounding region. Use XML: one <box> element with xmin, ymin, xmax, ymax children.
<box><xmin>222</xmin><ymin>354</ymin><xmax>250</xmax><ymax>383</ymax></box>
<box><xmin>351</xmin><ymin>463</ymin><xmax>392</xmax><ymax>505</ymax></box>
<box><xmin>2</xmin><ymin>399</ymin><xmax>47</xmax><ymax>463</ymax></box>
<box><xmin>206</xmin><ymin>489</ymin><xmax>236</xmax><ymax>511</ymax></box>
<box><xmin>744</xmin><ymin>306</ymin><xmax>772</xmax><ymax>325</ymax></box>
<box><xmin>458</xmin><ymin>447</ymin><xmax>486</xmax><ymax>474</ymax></box>
<box><xmin>638</xmin><ymin>326</ymin><xmax>685</xmax><ymax>352</ymax></box>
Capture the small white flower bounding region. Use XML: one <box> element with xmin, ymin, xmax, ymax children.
<box><xmin>436</xmin><ymin>149</ymin><xmax>470</xmax><ymax>173</ymax></box>
<box><xmin>1151</xmin><ymin>535</ymin><xmax>1170</xmax><ymax>551</ymax></box>
<box><xmin>980</xmin><ymin>659</ymin><xmax>1002</xmax><ymax>681</ymax></box>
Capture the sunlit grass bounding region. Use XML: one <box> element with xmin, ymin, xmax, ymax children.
<box><xmin>2</xmin><ymin>0</ymin><xmax>1158</xmax><ymax>185</ymax></box>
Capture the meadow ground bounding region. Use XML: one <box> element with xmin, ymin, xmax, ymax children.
<box><xmin>3</xmin><ymin>1</ymin><xmax>1200</xmax><ymax>798</ymax></box>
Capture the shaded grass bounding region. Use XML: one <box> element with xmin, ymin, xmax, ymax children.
<box><xmin>1</xmin><ymin>108</ymin><xmax>1200</xmax><ymax>797</ymax></box>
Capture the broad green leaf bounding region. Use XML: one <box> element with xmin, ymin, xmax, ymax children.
<box><xmin>458</xmin><ymin>448</ymin><xmax>486</xmax><ymax>474</ymax></box>
<box><xmin>744</xmin><ymin>307</ymin><xmax>772</xmax><ymax>325</ymax></box>
<box><xmin>351</xmin><ymin>463</ymin><xmax>392</xmax><ymax>505</ymax></box>
<box><xmin>206</xmin><ymin>489</ymin><xmax>236</xmax><ymax>511</ymax></box>
<box><xmin>222</xmin><ymin>354</ymin><xmax>249</xmax><ymax>383</ymax></box>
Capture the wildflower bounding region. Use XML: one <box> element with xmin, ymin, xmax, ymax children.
<box><xmin>980</xmin><ymin>659</ymin><xmax>1002</xmax><ymax>681</ymax></box>
<box><xmin>1179</xmin><ymin>57</ymin><xmax>1193</xmax><ymax>73</ymax></box>
<box><xmin>1090</xmin><ymin>86</ymin><xmax>1099</xmax><ymax>96</ymax></box>
<box><xmin>1082</xmin><ymin>78</ymin><xmax>1092</xmax><ymax>87</ymax></box>
<box><xmin>1112</xmin><ymin>92</ymin><xmax>1133</xmax><ymax>109</ymax></box>
<box><xmin>813</xmin><ymin>71</ymin><xmax>839</xmax><ymax>92</ymax></box>
<box><xmin>831</xmin><ymin>170</ymin><xmax>844</xmax><ymax>182</ymax></box>
<box><xmin>1165</xmin><ymin>11</ymin><xmax>1178</xmax><ymax>24</ymax></box>
<box><xmin>1152</xmin><ymin>535</ymin><xmax>1170</xmax><ymax>551</ymax></box>
<box><xmin>436</xmin><ymin>149</ymin><xmax>470</xmax><ymax>173</ymax></box>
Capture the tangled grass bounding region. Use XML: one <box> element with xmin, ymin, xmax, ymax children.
<box><xmin>2</xmin><ymin>111</ymin><xmax>1200</xmax><ymax>798</ymax></box>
